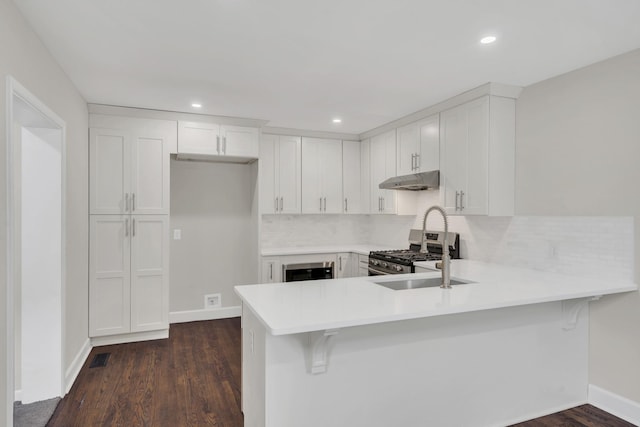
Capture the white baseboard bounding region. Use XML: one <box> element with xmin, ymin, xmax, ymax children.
<box><xmin>169</xmin><ymin>306</ymin><xmax>242</xmax><ymax>324</ymax></box>
<box><xmin>64</xmin><ymin>338</ymin><xmax>92</xmax><ymax>394</ymax></box>
<box><xmin>91</xmin><ymin>329</ymin><xmax>169</xmax><ymax>347</ymax></box>
<box><xmin>589</xmin><ymin>384</ymin><xmax>640</xmax><ymax>425</ymax></box>
<box><xmin>14</xmin><ymin>389</ymin><xmax>22</xmax><ymax>402</ymax></box>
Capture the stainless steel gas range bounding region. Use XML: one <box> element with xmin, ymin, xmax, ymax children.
<box><xmin>368</xmin><ymin>229</ymin><xmax>460</xmax><ymax>276</ymax></box>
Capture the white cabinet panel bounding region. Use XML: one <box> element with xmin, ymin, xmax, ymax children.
<box><xmin>90</xmin><ymin>215</ymin><xmax>169</xmax><ymax>337</ymax></box>
<box><xmin>370</xmin><ymin>130</ymin><xmax>396</xmax><ymax>214</ymax></box>
<box><xmin>439</xmin><ymin>95</ymin><xmax>515</xmax><ymax>216</ymax></box>
<box><xmin>222</xmin><ymin>125</ymin><xmax>259</xmax><ymax>158</ymax></box>
<box><xmin>336</xmin><ymin>253</ymin><xmax>354</xmax><ymax>278</ymax></box>
<box><xmin>89</xmin><ymin>216</ymin><xmax>131</xmax><ymax>337</ymax></box>
<box><xmin>177</xmin><ymin>121</ymin><xmax>220</xmax><ymax>155</ymax></box>
<box><xmin>396</xmin><ymin>114</ymin><xmax>440</xmax><ymax>176</ymax></box>
<box><xmin>130</xmin><ymin>216</ymin><xmax>169</xmax><ymax>332</ymax></box>
<box><xmin>261</xmin><ymin>135</ymin><xmax>301</xmax><ymax>214</ymax></box>
<box><xmin>261</xmin><ymin>258</ymin><xmax>282</xmax><ymax>283</ymax></box>
<box><xmin>89</xmin><ymin>128</ymin><xmax>130</xmax><ymax>214</ymax></box>
<box><xmin>302</xmin><ymin>138</ymin><xmax>342</xmax><ymax>214</ymax></box>
<box><xmin>342</xmin><ymin>140</ymin><xmax>362</xmax><ymax>214</ymax></box>
<box><xmin>178</xmin><ymin>120</ymin><xmax>259</xmax><ymax>161</ymax></box>
<box><xmin>90</xmin><ymin>117</ymin><xmax>174</xmax><ymax>215</ymax></box>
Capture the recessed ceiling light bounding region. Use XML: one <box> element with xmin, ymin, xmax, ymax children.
<box><xmin>480</xmin><ymin>36</ymin><xmax>497</xmax><ymax>44</ymax></box>
<box><xmin>332</xmin><ymin>118</ymin><xmax>342</xmax><ymax>124</ymax></box>
<box><xmin>191</xmin><ymin>103</ymin><xmax>202</xmax><ymax>108</ymax></box>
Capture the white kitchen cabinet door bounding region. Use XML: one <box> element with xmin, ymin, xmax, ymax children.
<box><xmin>396</xmin><ymin>123</ymin><xmax>419</xmax><ymax>176</ymax></box>
<box><xmin>261</xmin><ymin>258</ymin><xmax>282</xmax><ymax>283</ymax></box>
<box><xmin>320</xmin><ymin>139</ymin><xmax>343</xmax><ymax>213</ymax></box>
<box><xmin>221</xmin><ymin>125</ymin><xmax>259</xmax><ymax>158</ymax></box>
<box><xmin>177</xmin><ymin>121</ymin><xmax>220</xmax><ymax>155</ymax></box>
<box><xmin>130</xmin><ymin>124</ymin><xmax>173</xmax><ymax>215</ymax></box>
<box><xmin>336</xmin><ymin>253</ymin><xmax>350</xmax><ymax>278</ymax></box>
<box><xmin>418</xmin><ymin>115</ymin><xmax>440</xmax><ymax>172</ymax></box>
<box><xmin>440</xmin><ymin>95</ymin><xmax>514</xmax><ymax>216</ymax></box>
<box><xmin>89</xmin><ymin>128</ymin><xmax>131</xmax><ymax>214</ymax></box>
<box><xmin>130</xmin><ymin>215</ymin><xmax>169</xmax><ymax>332</ymax></box>
<box><xmin>342</xmin><ymin>140</ymin><xmax>362</xmax><ymax>214</ymax></box>
<box><xmin>90</xmin><ymin>117</ymin><xmax>174</xmax><ymax>215</ymax></box>
<box><xmin>360</xmin><ymin>139</ymin><xmax>371</xmax><ymax>214</ymax></box>
<box><xmin>259</xmin><ymin>134</ymin><xmax>277</xmax><ymax>214</ymax></box>
<box><xmin>302</xmin><ymin>138</ymin><xmax>342</xmax><ymax>214</ymax></box>
<box><xmin>396</xmin><ymin>114</ymin><xmax>440</xmax><ymax>176</ymax></box>
<box><xmin>89</xmin><ymin>215</ymin><xmax>131</xmax><ymax>337</ymax></box>
<box><xmin>370</xmin><ymin>130</ymin><xmax>397</xmax><ymax>214</ymax></box>
<box><xmin>261</xmin><ymin>135</ymin><xmax>301</xmax><ymax>214</ymax></box>
<box><xmin>301</xmin><ymin>138</ymin><xmax>323</xmax><ymax>213</ymax></box>
<box><xmin>276</xmin><ymin>136</ymin><xmax>302</xmax><ymax>214</ymax></box>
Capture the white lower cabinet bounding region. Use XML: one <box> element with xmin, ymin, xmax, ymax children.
<box><xmin>261</xmin><ymin>257</ymin><xmax>282</xmax><ymax>283</ymax></box>
<box><xmin>89</xmin><ymin>215</ymin><xmax>169</xmax><ymax>337</ymax></box>
<box><xmin>336</xmin><ymin>253</ymin><xmax>356</xmax><ymax>278</ymax></box>
<box><xmin>358</xmin><ymin>254</ymin><xmax>369</xmax><ymax>277</ymax></box>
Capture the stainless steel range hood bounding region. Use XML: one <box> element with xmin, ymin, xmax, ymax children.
<box><xmin>378</xmin><ymin>170</ymin><xmax>439</xmax><ymax>191</ymax></box>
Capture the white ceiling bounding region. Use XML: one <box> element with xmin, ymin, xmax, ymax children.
<box><xmin>13</xmin><ymin>0</ymin><xmax>640</xmax><ymax>134</ymax></box>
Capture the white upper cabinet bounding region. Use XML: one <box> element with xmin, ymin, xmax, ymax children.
<box><xmin>342</xmin><ymin>140</ymin><xmax>363</xmax><ymax>214</ymax></box>
<box><xmin>397</xmin><ymin>114</ymin><xmax>440</xmax><ymax>176</ymax></box>
<box><xmin>90</xmin><ymin>116</ymin><xmax>174</xmax><ymax>215</ymax></box>
<box><xmin>301</xmin><ymin>138</ymin><xmax>343</xmax><ymax>214</ymax></box>
<box><xmin>369</xmin><ymin>130</ymin><xmax>397</xmax><ymax>214</ymax></box>
<box><xmin>177</xmin><ymin>120</ymin><xmax>259</xmax><ymax>162</ymax></box>
<box><xmin>439</xmin><ymin>95</ymin><xmax>515</xmax><ymax>216</ymax></box>
<box><xmin>260</xmin><ymin>134</ymin><xmax>302</xmax><ymax>214</ymax></box>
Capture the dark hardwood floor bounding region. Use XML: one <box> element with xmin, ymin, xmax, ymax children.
<box><xmin>48</xmin><ymin>318</ymin><xmax>635</xmax><ymax>427</ymax></box>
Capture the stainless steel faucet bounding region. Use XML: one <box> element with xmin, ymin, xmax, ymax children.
<box><xmin>421</xmin><ymin>205</ymin><xmax>451</xmax><ymax>289</ymax></box>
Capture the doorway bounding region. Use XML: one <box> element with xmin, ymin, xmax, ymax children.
<box><xmin>5</xmin><ymin>77</ymin><xmax>66</xmax><ymax>426</ymax></box>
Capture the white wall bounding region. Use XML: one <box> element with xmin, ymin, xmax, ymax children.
<box><xmin>0</xmin><ymin>0</ymin><xmax>88</xmax><ymax>420</ymax></box>
<box><xmin>514</xmin><ymin>48</ymin><xmax>640</xmax><ymax>402</ymax></box>
<box><xmin>170</xmin><ymin>159</ymin><xmax>257</xmax><ymax>312</ymax></box>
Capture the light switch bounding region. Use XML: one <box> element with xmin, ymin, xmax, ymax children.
<box><xmin>173</xmin><ymin>229</ymin><xmax>181</xmax><ymax>240</ymax></box>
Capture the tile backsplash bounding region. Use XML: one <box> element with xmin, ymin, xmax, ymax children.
<box><xmin>262</xmin><ymin>213</ymin><xmax>634</xmax><ymax>281</ymax></box>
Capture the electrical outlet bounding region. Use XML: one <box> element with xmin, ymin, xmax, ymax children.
<box><xmin>173</xmin><ymin>229</ymin><xmax>181</xmax><ymax>240</ymax></box>
<box><xmin>204</xmin><ymin>293</ymin><xmax>221</xmax><ymax>309</ymax></box>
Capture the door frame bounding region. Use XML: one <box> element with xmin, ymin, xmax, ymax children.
<box><xmin>5</xmin><ymin>76</ymin><xmax>67</xmax><ymax>426</ymax></box>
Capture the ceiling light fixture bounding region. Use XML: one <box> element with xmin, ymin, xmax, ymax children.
<box><xmin>191</xmin><ymin>103</ymin><xmax>202</xmax><ymax>108</ymax></box>
<box><xmin>332</xmin><ymin>118</ymin><xmax>342</xmax><ymax>124</ymax></box>
<box><xmin>480</xmin><ymin>36</ymin><xmax>497</xmax><ymax>44</ymax></box>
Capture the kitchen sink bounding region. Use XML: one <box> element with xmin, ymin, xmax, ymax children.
<box><xmin>373</xmin><ymin>277</ymin><xmax>474</xmax><ymax>291</ymax></box>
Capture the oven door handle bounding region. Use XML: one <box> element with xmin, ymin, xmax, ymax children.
<box><xmin>368</xmin><ymin>266</ymin><xmax>390</xmax><ymax>275</ymax></box>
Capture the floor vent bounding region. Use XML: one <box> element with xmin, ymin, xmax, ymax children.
<box><xmin>89</xmin><ymin>353</ymin><xmax>110</xmax><ymax>368</ymax></box>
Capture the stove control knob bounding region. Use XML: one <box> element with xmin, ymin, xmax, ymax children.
<box><xmin>381</xmin><ymin>262</ymin><xmax>388</xmax><ymax>268</ymax></box>
<box><xmin>372</xmin><ymin>260</ymin><xmax>379</xmax><ymax>266</ymax></box>
<box><xmin>394</xmin><ymin>265</ymin><xmax>403</xmax><ymax>272</ymax></box>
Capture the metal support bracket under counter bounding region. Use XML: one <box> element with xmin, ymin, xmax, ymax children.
<box><xmin>561</xmin><ymin>296</ymin><xmax>602</xmax><ymax>330</ymax></box>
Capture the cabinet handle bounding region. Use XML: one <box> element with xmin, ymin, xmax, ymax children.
<box><xmin>125</xmin><ymin>193</ymin><xmax>129</xmax><ymax>212</ymax></box>
<box><xmin>344</xmin><ymin>198</ymin><xmax>348</xmax><ymax>212</ymax></box>
<box><xmin>323</xmin><ymin>197</ymin><xmax>327</xmax><ymax>212</ymax></box>
<box><xmin>381</xmin><ymin>197</ymin><xmax>385</xmax><ymax>212</ymax></box>
<box><xmin>319</xmin><ymin>197</ymin><xmax>322</xmax><ymax>212</ymax></box>
<box><xmin>279</xmin><ymin>197</ymin><xmax>283</xmax><ymax>212</ymax></box>
<box><xmin>223</xmin><ymin>136</ymin><xmax>227</xmax><ymax>154</ymax></box>
<box><xmin>132</xmin><ymin>218</ymin><xmax>136</xmax><ymax>236</ymax></box>
<box><xmin>125</xmin><ymin>218</ymin><xmax>129</xmax><ymax>237</ymax></box>
<box><xmin>455</xmin><ymin>191</ymin><xmax>460</xmax><ymax>211</ymax></box>
<box><xmin>339</xmin><ymin>256</ymin><xmax>342</xmax><ymax>271</ymax></box>
<box><xmin>460</xmin><ymin>191</ymin><xmax>465</xmax><ymax>210</ymax></box>
<box><xmin>412</xmin><ymin>153</ymin><xmax>416</xmax><ymax>170</ymax></box>
<box><xmin>275</xmin><ymin>197</ymin><xmax>279</xmax><ymax>212</ymax></box>
<box><xmin>269</xmin><ymin>263</ymin><xmax>273</xmax><ymax>280</ymax></box>
<box><xmin>132</xmin><ymin>193</ymin><xmax>136</xmax><ymax>212</ymax></box>
<box><xmin>415</xmin><ymin>153</ymin><xmax>420</xmax><ymax>171</ymax></box>
<box><xmin>216</xmin><ymin>135</ymin><xmax>220</xmax><ymax>154</ymax></box>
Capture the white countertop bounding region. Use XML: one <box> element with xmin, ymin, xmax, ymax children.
<box><xmin>234</xmin><ymin>260</ymin><xmax>638</xmax><ymax>336</ymax></box>
<box><xmin>261</xmin><ymin>244</ymin><xmax>395</xmax><ymax>257</ymax></box>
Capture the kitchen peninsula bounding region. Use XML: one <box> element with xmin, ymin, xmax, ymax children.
<box><xmin>235</xmin><ymin>261</ymin><xmax>637</xmax><ymax>427</ymax></box>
